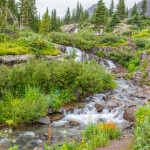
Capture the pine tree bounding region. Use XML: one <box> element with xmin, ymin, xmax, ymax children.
<box><xmin>109</xmin><ymin>0</ymin><xmax>114</xmax><ymax>17</ymax></box>
<box><xmin>116</xmin><ymin>0</ymin><xmax>126</xmax><ymax>20</ymax></box>
<box><xmin>71</xmin><ymin>8</ymin><xmax>76</xmax><ymax>23</ymax></box>
<box><xmin>75</xmin><ymin>1</ymin><xmax>80</xmax><ymax>22</ymax></box>
<box><xmin>131</xmin><ymin>3</ymin><xmax>138</xmax><ymax>17</ymax></box>
<box><xmin>110</xmin><ymin>12</ymin><xmax>120</xmax><ymax>28</ymax></box>
<box><xmin>125</xmin><ymin>7</ymin><xmax>129</xmax><ymax>18</ymax></box>
<box><xmin>64</xmin><ymin>7</ymin><xmax>71</xmax><ymax>24</ymax></box>
<box><xmin>141</xmin><ymin>0</ymin><xmax>147</xmax><ymax>17</ymax></box>
<box><xmin>40</xmin><ymin>7</ymin><xmax>51</xmax><ymax>34</ymax></box>
<box><xmin>92</xmin><ymin>0</ymin><xmax>108</xmax><ymax>28</ymax></box>
<box><xmin>51</xmin><ymin>9</ymin><xmax>58</xmax><ymax>31</ymax></box>
<box><xmin>18</xmin><ymin>0</ymin><xmax>39</xmax><ymax>31</ymax></box>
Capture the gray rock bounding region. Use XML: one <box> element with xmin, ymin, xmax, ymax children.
<box><xmin>19</xmin><ymin>131</ymin><xmax>36</xmax><ymax>139</ymax></box>
<box><xmin>56</xmin><ymin>108</ymin><xmax>64</xmax><ymax>113</ymax></box>
<box><xmin>0</xmin><ymin>54</ymin><xmax>34</xmax><ymax>65</ymax></box>
<box><xmin>106</xmin><ymin>99</ymin><xmax>119</xmax><ymax>110</ymax></box>
<box><xmin>38</xmin><ymin>116</ymin><xmax>51</xmax><ymax>125</ymax></box>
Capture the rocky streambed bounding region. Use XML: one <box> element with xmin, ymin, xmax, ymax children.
<box><xmin>0</xmin><ymin>47</ymin><xmax>149</xmax><ymax>150</ymax></box>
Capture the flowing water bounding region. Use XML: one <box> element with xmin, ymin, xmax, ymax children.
<box><xmin>0</xmin><ymin>47</ymin><xmax>148</xmax><ymax>150</ymax></box>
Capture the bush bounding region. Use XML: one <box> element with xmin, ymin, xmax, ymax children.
<box><xmin>0</xmin><ymin>87</ymin><xmax>47</xmax><ymax>124</ymax></box>
<box><xmin>134</xmin><ymin>104</ymin><xmax>150</xmax><ymax>150</ymax></box>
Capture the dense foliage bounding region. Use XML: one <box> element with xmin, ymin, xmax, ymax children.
<box><xmin>0</xmin><ymin>59</ymin><xmax>116</xmax><ymax>124</ymax></box>
<box><xmin>134</xmin><ymin>103</ymin><xmax>150</xmax><ymax>149</ymax></box>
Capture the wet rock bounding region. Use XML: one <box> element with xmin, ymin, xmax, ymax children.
<box><xmin>69</xmin><ymin>121</ymin><xmax>79</xmax><ymax>126</ymax></box>
<box><xmin>51</xmin><ymin>114</ymin><xmax>64</xmax><ymax>121</ymax></box>
<box><xmin>61</xmin><ymin>23</ymin><xmax>78</xmax><ymax>33</ymax></box>
<box><xmin>33</xmin><ymin>147</ymin><xmax>44</xmax><ymax>150</ymax></box>
<box><xmin>38</xmin><ymin>116</ymin><xmax>51</xmax><ymax>125</ymax></box>
<box><xmin>55</xmin><ymin>44</ymin><xmax>66</xmax><ymax>53</ymax></box>
<box><xmin>106</xmin><ymin>99</ymin><xmax>119</xmax><ymax>110</ymax></box>
<box><xmin>94</xmin><ymin>103</ymin><xmax>104</xmax><ymax>112</ymax></box>
<box><xmin>19</xmin><ymin>131</ymin><xmax>36</xmax><ymax>139</ymax></box>
<box><xmin>55</xmin><ymin>108</ymin><xmax>64</xmax><ymax>113</ymax></box>
<box><xmin>0</xmin><ymin>138</ymin><xmax>10</xmax><ymax>148</ymax></box>
<box><xmin>123</xmin><ymin>106</ymin><xmax>137</xmax><ymax>122</ymax></box>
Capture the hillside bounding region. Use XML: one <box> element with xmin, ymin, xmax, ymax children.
<box><xmin>88</xmin><ymin>0</ymin><xmax>150</xmax><ymax>17</ymax></box>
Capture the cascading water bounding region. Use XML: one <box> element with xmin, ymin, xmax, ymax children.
<box><xmin>0</xmin><ymin>47</ymin><xmax>148</xmax><ymax>150</ymax></box>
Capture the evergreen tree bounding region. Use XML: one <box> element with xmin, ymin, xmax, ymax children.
<box><xmin>92</xmin><ymin>0</ymin><xmax>108</xmax><ymax>28</ymax></box>
<box><xmin>125</xmin><ymin>7</ymin><xmax>129</xmax><ymax>18</ymax></box>
<box><xmin>116</xmin><ymin>0</ymin><xmax>126</xmax><ymax>20</ymax></box>
<box><xmin>19</xmin><ymin>0</ymin><xmax>39</xmax><ymax>31</ymax></box>
<box><xmin>109</xmin><ymin>0</ymin><xmax>114</xmax><ymax>17</ymax></box>
<box><xmin>131</xmin><ymin>3</ymin><xmax>138</xmax><ymax>17</ymax></box>
<box><xmin>75</xmin><ymin>1</ymin><xmax>80</xmax><ymax>22</ymax></box>
<box><xmin>110</xmin><ymin>12</ymin><xmax>120</xmax><ymax>28</ymax></box>
<box><xmin>51</xmin><ymin>9</ymin><xmax>58</xmax><ymax>31</ymax></box>
<box><xmin>40</xmin><ymin>7</ymin><xmax>51</xmax><ymax>34</ymax></box>
<box><xmin>141</xmin><ymin>0</ymin><xmax>147</xmax><ymax>17</ymax></box>
<box><xmin>71</xmin><ymin>8</ymin><xmax>76</xmax><ymax>23</ymax></box>
<box><xmin>64</xmin><ymin>7</ymin><xmax>71</xmax><ymax>24</ymax></box>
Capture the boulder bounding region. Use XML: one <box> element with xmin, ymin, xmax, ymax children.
<box><xmin>38</xmin><ymin>116</ymin><xmax>51</xmax><ymax>125</ymax></box>
<box><xmin>55</xmin><ymin>108</ymin><xmax>64</xmax><ymax>113</ymax></box>
<box><xmin>94</xmin><ymin>103</ymin><xmax>104</xmax><ymax>112</ymax></box>
<box><xmin>106</xmin><ymin>99</ymin><xmax>119</xmax><ymax>110</ymax></box>
<box><xmin>123</xmin><ymin>106</ymin><xmax>137</xmax><ymax>122</ymax></box>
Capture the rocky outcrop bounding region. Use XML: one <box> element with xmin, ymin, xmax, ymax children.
<box><xmin>113</xmin><ymin>23</ymin><xmax>132</xmax><ymax>34</ymax></box>
<box><xmin>0</xmin><ymin>54</ymin><xmax>34</xmax><ymax>65</ymax></box>
<box><xmin>61</xmin><ymin>24</ymin><xmax>78</xmax><ymax>33</ymax></box>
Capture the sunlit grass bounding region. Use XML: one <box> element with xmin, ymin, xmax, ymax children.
<box><xmin>0</xmin><ymin>42</ymin><xmax>29</xmax><ymax>56</ymax></box>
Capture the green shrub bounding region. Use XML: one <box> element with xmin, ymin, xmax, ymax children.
<box><xmin>134</xmin><ymin>104</ymin><xmax>150</xmax><ymax>150</ymax></box>
<box><xmin>0</xmin><ymin>87</ymin><xmax>47</xmax><ymax>124</ymax></box>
